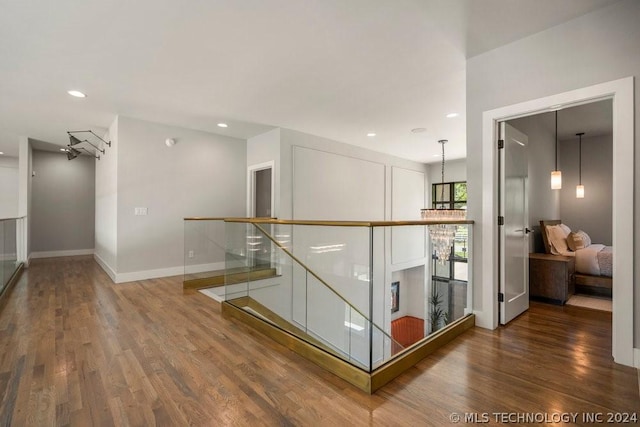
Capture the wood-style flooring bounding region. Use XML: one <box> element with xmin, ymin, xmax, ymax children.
<box><xmin>0</xmin><ymin>256</ymin><xmax>638</xmax><ymax>426</ymax></box>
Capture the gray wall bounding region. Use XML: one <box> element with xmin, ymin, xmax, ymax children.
<box><xmin>509</xmin><ymin>113</ymin><xmax>560</xmax><ymax>252</ymax></box>
<box><xmin>113</xmin><ymin>116</ymin><xmax>246</xmax><ymax>278</ymax></box>
<box><xmin>31</xmin><ymin>150</ymin><xmax>95</xmax><ymax>253</ymax></box>
<box><xmin>0</xmin><ymin>156</ymin><xmax>19</xmax><ymax>219</ymax></box>
<box><xmin>559</xmin><ymin>133</ymin><xmax>612</xmax><ymax>245</ymax></box>
<box><xmin>466</xmin><ymin>0</ymin><xmax>639</xmax><ymax>342</ymax></box>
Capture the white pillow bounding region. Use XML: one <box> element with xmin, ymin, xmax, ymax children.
<box><xmin>567</xmin><ymin>230</ymin><xmax>591</xmax><ymax>251</ymax></box>
<box><xmin>547</xmin><ymin>224</ymin><xmax>570</xmax><ymax>255</ymax></box>
<box><xmin>559</xmin><ymin>223</ymin><xmax>571</xmax><ymax>237</ymax></box>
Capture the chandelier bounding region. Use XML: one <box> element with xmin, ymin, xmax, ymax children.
<box><xmin>421</xmin><ymin>139</ymin><xmax>466</xmax><ymax>264</ymax></box>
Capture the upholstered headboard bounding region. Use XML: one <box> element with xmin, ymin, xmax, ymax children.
<box><xmin>539</xmin><ymin>219</ymin><xmax>561</xmax><ymax>254</ymax></box>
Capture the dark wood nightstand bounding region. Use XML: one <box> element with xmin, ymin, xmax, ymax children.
<box><xmin>529</xmin><ymin>253</ymin><xmax>575</xmax><ymax>305</ymax></box>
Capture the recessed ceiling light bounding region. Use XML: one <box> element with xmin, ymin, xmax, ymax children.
<box><xmin>446</xmin><ymin>113</ymin><xmax>459</xmax><ymax>118</ymax></box>
<box><xmin>67</xmin><ymin>90</ymin><xmax>86</xmax><ymax>98</ymax></box>
<box><xmin>411</xmin><ymin>128</ymin><xmax>427</xmax><ymax>133</ymax></box>
<box><xmin>367</xmin><ymin>132</ymin><xmax>376</xmax><ymax>137</ymax></box>
<box><xmin>433</xmin><ymin>154</ymin><xmax>441</xmax><ymax>157</ymax></box>
<box><xmin>217</xmin><ymin>123</ymin><xmax>228</xmax><ymax>128</ymax></box>
<box><xmin>0</xmin><ymin>152</ymin><xmax>4</xmax><ymax>155</ymax></box>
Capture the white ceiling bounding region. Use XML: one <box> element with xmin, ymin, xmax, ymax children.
<box><xmin>0</xmin><ymin>0</ymin><xmax>619</xmax><ymax>160</ymax></box>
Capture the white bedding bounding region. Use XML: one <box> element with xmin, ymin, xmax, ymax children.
<box><xmin>544</xmin><ymin>223</ymin><xmax>613</xmax><ymax>277</ymax></box>
<box><xmin>564</xmin><ymin>244</ymin><xmax>613</xmax><ymax>277</ymax></box>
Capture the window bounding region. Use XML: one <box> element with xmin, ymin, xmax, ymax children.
<box><xmin>432</xmin><ymin>181</ymin><xmax>467</xmax><ymax>210</ymax></box>
<box><xmin>431</xmin><ymin>181</ymin><xmax>468</xmax><ymax>320</ymax></box>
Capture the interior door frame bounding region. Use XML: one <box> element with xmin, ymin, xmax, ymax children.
<box><xmin>479</xmin><ymin>76</ymin><xmax>634</xmax><ymax>367</ymax></box>
<box><xmin>247</xmin><ymin>161</ymin><xmax>275</xmax><ymax>218</ymax></box>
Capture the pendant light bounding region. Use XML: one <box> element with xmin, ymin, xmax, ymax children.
<box><xmin>550</xmin><ymin>110</ymin><xmax>562</xmax><ymax>189</ymax></box>
<box><xmin>420</xmin><ymin>139</ymin><xmax>465</xmax><ymax>264</ymax></box>
<box><xmin>576</xmin><ymin>132</ymin><xmax>585</xmax><ymax>198</ymax></box>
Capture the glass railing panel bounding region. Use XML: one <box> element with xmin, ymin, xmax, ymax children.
<box><xmin>1</xmin><ymin>218</ymin><xmax>19</xmax><ymax>292</ymax></box>
<box><xmin>3</xmin><ymin>218</ymin><xmax>17</xmax><ymax>287</ymax></box>
<box><xmin>215</xmin><ymin>218</ymin><xmax>473</xmax><ymax>374</ymax></box>
<box><xmin>0</xmin><ymin>219</ymin><xmax>5</xmax><ymax>293</ymax></box>
<box><xmin>183</xmin><ymin>219</ymin><xmax>226</xmax><ymax>284</ymax></box>
<box><xmin>286</xmin><ymin>224</ymin><xmax>372</xmax><ymax>318</ymax></box>
<box><xmin>377</xmin><ymin>224</ymin><xmax>431</xmax><ymax>357</ymax></box>
<box><xmin>427</xmin><ymin>223</ymin><xmax>472</xmax><ymax>334</ymax></box>
<box><xmin>223</xmin><ymin>221</ymin><xmax>406</xmax><ymax>371</ymax></box>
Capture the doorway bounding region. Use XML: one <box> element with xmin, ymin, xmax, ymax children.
<box><xmin>480</xmin><ymin>77</ymin><xmax>634</xmax><ymax>366</ymax></box>
<box><xmin>247</xmin><ymin>161</ymin><xmax>275</xmax><ymax>218</ymax></box>
<box><xmin>504</xmin><ymin>100</ymin><xmax>613</xmax><ymax>320</ymax></box>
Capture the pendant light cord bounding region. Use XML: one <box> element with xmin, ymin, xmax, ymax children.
<box><xmin>578</xmin><ymin>135</ymin><xmax>582</xmax><ymax>185</ymax></box>
<box><xmin>441</xmin><ymin>141</ymin><xmax>445</xmax><ymax>201</ymax></box>
<box><xmin>555</xmin><ymin>110</ymin><xmax>558</xmax><ymax>170</ymax></box>
<box><xmin>577</xmin><ymin>132</ymin><xmax>584</xmax><ymax>185</ymax></box>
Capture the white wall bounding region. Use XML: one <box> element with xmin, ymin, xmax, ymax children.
<box><xmin>0</xmin><ymin>156</ymin><xmax>19</xmax><ymax>219</ymax></box>
<box><xmin>247</xmin><ymin>128</ymin><xmax>280</xmax><ymax>217</ymax></box>
<box><xmin>279</xmin><ymin>128</ymin><xmax>428</xmax><ymax>220</ymax></box>
<box><xmin>113</xmin><ymin>116</ymin><xmax>246</xmax><ymax>282</ymax></box>
<box><xmin>292</xmin><ymin>146</ymin><xmax>386</xmax><ymax>221</ymax></box>
<box><xmin>508</xmin><ymin>113</ymin><xmax>560</xmax><ymax>252</ymax></box>
<box><xmin>94</xmin><ymin>117</ymin><xmax>119</xmax><ymax>277</ymax></box>
<box><xmin>466</xmin><ymin>0</ymin><xmax>639</xmax><ymax>343</ymax></box>
<box><xmin>31</xmin><ymin>150</ymin><xmax>95</xmax><ymax>256</ymax></box>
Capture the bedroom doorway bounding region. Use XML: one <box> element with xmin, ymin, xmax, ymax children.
<box><xmin>507</xmin><ymin>100</ymin><xmax>613</xmax><ymax>312</ymax></box>
<box><xmin>480</xmin><ymin>77</ymin><xmax>634</xmax><ymax>367</ymax></box>
<box><xmin>247</xmin><ymin>161</ymin><xmax>275</xmax><ymax>218</ymax></box>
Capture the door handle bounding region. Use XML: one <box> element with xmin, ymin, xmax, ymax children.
<box><xmin>514</xmin><ymin>228</ymin><xmax>533</xmax><ymax>234</ymax></box>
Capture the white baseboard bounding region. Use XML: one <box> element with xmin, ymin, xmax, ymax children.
<box><xmin>0</xmin><ymin>253</ymin><xmax>17</xmax><ymax>261</ymax></box>
<box><xmin>115</xmin><ymin>266</ymin><xmax>185</xmax><ymax>284</ymax></box>
<box><xmin>92</xmin><ymin>258</ymin><xmax>229</xmax><ymax>285</ymax></box>
<box><xmin>473</xmin><ymin>309</ymin><xmax>494</xmax><ymax>330</ymax></box>
<box><xmin>30</xmin><ymin>249</ymin><xmax>94</xmax><ymax>259</ymax></box>
<box><xmin>93</xmin><ymin>253</ymin><xmax>117</xmax><ymax>283</ymax></box>
<box><xmin>634</xmin><ymin>348</ymin><xmax>640</xmax><ymax>368</ymax></box>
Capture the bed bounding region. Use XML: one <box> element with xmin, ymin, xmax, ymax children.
<box><xmin>539</xmin><ymin>220</ymin><xmax>612</xmax><ymax>296</ymax></box>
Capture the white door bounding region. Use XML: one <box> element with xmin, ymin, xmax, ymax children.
<box><xmin>499</xmin><ymin>123</ymin><xmax>530</xmax><ymax>324</ymax></box>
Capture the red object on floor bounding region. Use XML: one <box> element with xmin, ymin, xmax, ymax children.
<box><xmin>391</xmin><ymin>316</ymin><xmax>425</xmax><ymax>348</ymax></box>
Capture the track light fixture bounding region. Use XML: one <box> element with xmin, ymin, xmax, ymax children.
<box><xmin>66</xmin><ymin>130</ymin><xmax>111</xmax><ymax>155</ymax></box>
<box><xmin>65</xmin><ymin>146</ymin><xmax>100</xmax><ymax>160</ymax></box>
<box><xmin>66</xmin><ymin>147</ymin><xmax>81</xmax><ymax>160</ymax></box>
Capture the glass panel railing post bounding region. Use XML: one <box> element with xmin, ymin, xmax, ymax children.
<box><xmin>368</xmin><ymin>226</ymin><xmax>373</xmax><ymax>372</ymax></box>
<box><xmin>6</xmin><ymin>218</ymin><xmax>17</xmax><ymax>286</ymax></box>
<box><xmin>0</xmin><ymin>219</ymin><xmax>5</xmax><ymax>292</ymax></box>
<box><xmin>465</xmin><ymin>224</ymin><xmax>473</xmax><ymax>315</ymax></box>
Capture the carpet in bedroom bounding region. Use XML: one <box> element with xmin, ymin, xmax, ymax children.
<box><xmin>566</xmin><ymin>294</ymin><xmax>612</xmax><ymax>312</ymax></box>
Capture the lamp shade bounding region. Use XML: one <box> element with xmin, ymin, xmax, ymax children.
<box><xmin>551</xmin><ymin>170</ymin><xmax>562</xmax><ymax>189</ymax></box>
<box><xmin>69</xmin><ymin>135</ymin><xmax>83</xmax><ymax>146</ymax></box>
<box><xmin>576</xmin><ymin>184</ymin><xmax>585</xmax><ymax>199</ymax></box>
<box><xmin>66</xmin><ymin>147</ymin><xmax>81</xmax><ymax>160</ymax></box>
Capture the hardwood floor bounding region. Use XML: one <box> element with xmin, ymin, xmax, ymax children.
<box><xmin>1</xmin><ymin>256</ymin><xmax>638</xmax><ymax>426</ymax></box>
